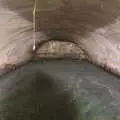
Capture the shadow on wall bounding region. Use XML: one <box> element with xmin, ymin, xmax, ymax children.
<box><xmin>2</xmin><ymin>0</ymin><xmax>120</xmax><ymax>39</ymax></box>
<box><xmin>2</xmin><ymin>0</ymin><xmax>33</xmax><ymax>21</ymax></box>
<box><xmin>0</xmin><ymin>68</ymin><xmax>82</xmax><ymax>120</ymax></box>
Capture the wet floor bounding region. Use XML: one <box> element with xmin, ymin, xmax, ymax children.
<box><xmin>0</xmin><ymin>60</ymin><xmax>120</xmax><ymax>120</ymax></box>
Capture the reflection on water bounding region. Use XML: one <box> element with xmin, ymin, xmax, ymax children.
<box><xmin>0</xmin><ymin>60</ymin><xmax>120</xmax><ymax>120</ymax></box>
